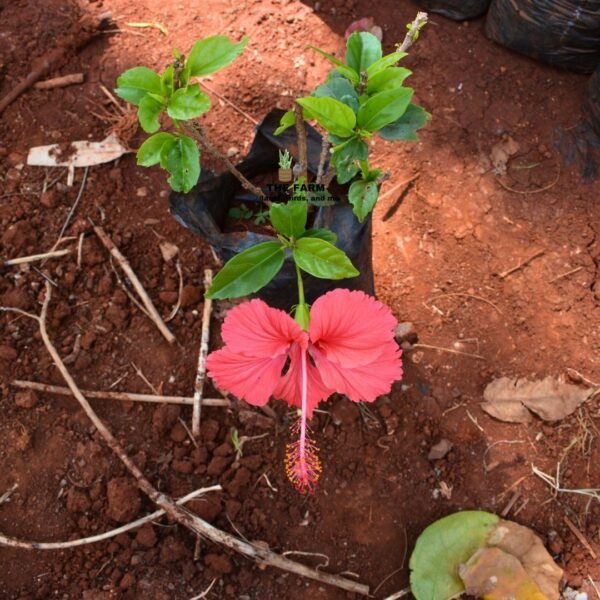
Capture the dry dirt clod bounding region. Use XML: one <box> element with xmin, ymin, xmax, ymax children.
<box><xmin>106</xmin><ymin>477</ymin><xmax>141</xmax><ymax>523</ymax></box>
<box><xmin>428</xmin><ymin>439</ymin><xmax>453</xmax><ymax>460</ymax></box>
<box><xmin>14</xmin><ymin>389</ymin><xmax>38</xmax><ymax>409</ymax></box>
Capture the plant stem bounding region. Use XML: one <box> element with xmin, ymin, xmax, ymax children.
<box><xmin>296</xmin><ymin>263</ymin><xmax>305</xmax><ymax>307</ymax></box>
<box><xmin>184</xmin><ymin>122</ymin><xmax>265</xmax><ymax>200</ymax></box>
<box><xmin>398</xmin><ymin>12</ymin><xmax>428</xmax><ymax>53</ymax></box>
<box><xmin>316</xmin><ymin>138</ymin><xmax>330</xmax><ymax>185</ymax></box>
<box><xmin>294</xmin><ymin>102</ymin><xmax>308</xmax><ymax>181</ymax></box>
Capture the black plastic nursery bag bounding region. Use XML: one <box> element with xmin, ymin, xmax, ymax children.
<box><xmin>413</xmin><ymin>0</ymin><xmax>490</xmax><ymax>21</ymax></box>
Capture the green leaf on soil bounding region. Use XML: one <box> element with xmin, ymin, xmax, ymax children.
<box><xmin>345</xmin><ymin>32</ymin><xmax>382</xmax><ymax>76</ymax></box>
<box><xmin>409</xmin><ymin>511</ymin><xmax>500</xmax><ymax>600</ymax></box>
<box><xmin>115</xmin><ymin>66</ymin><xmax>163</xmax><ymax>106</ymax></box>
<box><xmin>293</xmin><ymin>237</ymin><xmax>359</xmax><ymax>280</ymax></box>
<box><xmin>162</xmin><ymin>135</ymin><xmax>200</xmax><ymax>192</ymax></box>
<box><xmin>348</xmin><ymin>179</ymin><xmax>378</xmax><ymax>222</ymax></box>
<box><xmin>137</xmin><ymin>132</ymin><xmax>177</xmax><ymax>166</ymax></box>
<box><xmin>269</xmin><ymin>201</ymin><xmax>307</xmax><ymax>239</ymax></box>
<box><xmin>296</xmin><ymin>96</ymin><xmax>356</xmax><ymax>138</ymax></box>
<box><xmin>379</xmin><ymin>103</ymin><xmax>431</xmax><ymax>141</ymax></box>
<box><xmin>357</xmin><ymin>87</ymin><xmax>413</xmax><ymax>132</ymax></box>
<box><xmin>186</xmin><ymin>35</ymin><xmax>249</xmax><ymax>78</ymax></box>
<box><xmin>137</xmin><ymin>94</ymin><xmax>166</xmax><ymax>133</ymax></box>
<box><xmin>167</xmin><ymin>85</ymin><xmax>211</xmax><ymax>120</ymax></box>
<box><xmin>206</xmin><ymin>241</ymin><xmax>285</xmax><ymax>299</ymax></box>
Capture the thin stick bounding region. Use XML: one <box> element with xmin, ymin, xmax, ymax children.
<box><xmin>548</xmin><ymin>266</ymin><xmax>583</xmax><ymax>284</ymax></box>
<box><xmin>166</xmin><ymin>260</ymin><xmax>183</xmax><ymax>322</ymax></box>
<box><xmin>413</xmin><ymin>343</ymin><xmax>485</xmax><ymax>360</ymax></box>
<box><xmin>563</xmin><ymin>516</ymin><xmax>598</xmax><ymax>559</ymax></box>
<box><xmin>93</xmin><ymin>224</ymin><xmax>176</xmax><ymax>344</ymax></box>
<box><xmin>185</xmin><ymin>123</ymin><xmax>265</xmax><ymax>200</ymax></box>
<box><xmin>199</xmin><ymin>81</ymin><xmax>258</xmax><ymax>125</ymax></box>
<box><xmin>466</xmin><ymin>409</ymin><xmax>485</xmax><ymax>433</ymax></box>
<box><xmin>189</xmin><ymin>578</ymin><xmax>217</xmax><ymax>600</ymax></box>
<box><xmin>498</xmin><ymin>249</ymin><xmax>545</xmax><ymax>280</ymax></box>
<box><xmin>77</xmin><ymin>233</ymin><xmax>85</xmax><ymax>269</ymax></box>
<box><xmin>0</xmin><ymin>485</ymin><xmax>221</xmax><ymax>550</ymax></box>
<box><xmin>294</xmin><ymin>102</ymin><xmax>308</xmax><ymax>181</ymax></box>
<box><xmin>316</xmin><ymin>138</ymin><xmax>330</xmax><ymax>185</ymax></box>
<box><xmin>495</xmin><ymin>161</ymin><xmax>560</xmax><ymax>195</ymax></box>
<box><xmin>4</xmin><ymin>249</ymin><xmax>70</xmax><ymax>267</ymax></box>
<box><xmin>33</xmin><ymin>73</ymin><xmax>84</xmax><ymax>90</ymax></box>
<box><xmin>110</xmin><ymin>257</ymin><xmax>152</xmax><ymax>319</ymax></box>
<box><xmin>192</xmin><ymin>269</ymin><xmax>213</xmax><ymax>438</ymax></box>
<box><xmin>379</xmin><ymin>173</ymin><xmax>421</xmax><ymax>203</ymax></box>
<box><xmin>429</xmin><ymin>292</ymin><xmax>502</xmax><ymax>315</ymax></box>
<box><xmin>1</xmin><ymin>287</ymin><xmax>369</xmax><ymax>596</ymax></box>
<box><xmin>588</xmin><ymin>576</ymin><xmax>600</xmax><ymax>600</ymax></box>
<box><xmin>383</xmin><ymin>588</ymin><xmax>411</xmax><ymax>600</ymax></box>
<box><xmin>11</xmin><ymin>380</ymin><xmax>230</xmax><ymax>407</ymax></box>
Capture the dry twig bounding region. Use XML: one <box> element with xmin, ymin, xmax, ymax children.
<box><xmin>294</xmin><ymin>102</ymin><xmax>308</xmax><ymax>181</ymax></box>
<box><xmin>192</xmin><ymin>269</ymin><xmax>213</xmax><ymax>438</ymax></box>
<box><xmin>498</xmin><ymin>249</ymin><xmax>545</xmax><ymax>280</ymax></box>
<box><xmin>4</xmin><ymin>249</ymin><xmax>70</xmax><ymax>267</ymax></box>
<box><xmin>563</xmin><ymin>516</ymin><xmax>597</xmax><ymax>559</ymax></box>
<box><xmin>11</xmin><ymin>380</ymin><xmax>229</xmax><ymax>407</ymax></box>
<box><xmin>412</xmin><ymin>343</ymin><xmax>485</xmax><ymax>360</ymax></box>
<box><xmin>0</xmin><ymin>285</ymin><xmax>369</xmax><ymax>596</ymax></box>
<box><xmin>93</xmin><ymin>224</ymin><xmax>176</xmax><ymax>344</ymax></box>
<box><xmin>33</xmin><ymin>73</ymin><xmax>84</xmax><ymax>90</ymax></box>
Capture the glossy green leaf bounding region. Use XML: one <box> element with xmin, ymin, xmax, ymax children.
<box><xmin>314</xmin><ymin>77</ymin><xmax>359</xmax><ymax>112</ymax></box>
<box><xmin>274</xmin><ymin>109</ymin><xmax>296</xmax><ymax>136</ymax></box>
<box><xmin>161</xmin><ymin>65</ymin><xmax>175</xmax><ymax>96</ymax></box>
<box><xmin>366</xmin><ymin>51</ymin><xmax>407</xmax><ymax>77</ymax></box>
<box><xmin>115</xmin><ymin>67</ymin><xmax>162</xmax><ymax>106</ymax></box>
<box><xmin>331</xmin><ymin>138</ymin><xmax>368</xmax><ymax>184</ymax></box>
<box><xmin>379</xmin><ymin>103</ymin><xmax>431</xmax><ymax>141</ymax></box>
<box><xmin>293</xmin><ymin>237</ymin><xmax>359</xmax><ymax>280</ymax></box>
<box><xmin>306</xmin><ymin>45</ymin><xmax>345</xmax><ymax>67</ymax></box>
<box><xmin>301</xmin><ymin>228</ymin><xmax>337</xmax><ymax>244</ymax></box>
<box><xmin>162</xmin><ymin>135</ymin><xmax>200</xmax><ymax>192</ymax></box>
<box><xmin>357</xmin><ymin>87</ymin><xmax>413</xmax><ymax>132</ymax></box>
<box><xmin>137</xmin><ymin>132</ymin><xmax>176</xmax><ymax>166</ymax></box>
<box><xmin>138</xmin><ymin>94</ymin><xmax>165</xmax><ymax>133</ymax></box>
<box><xmin>296</xmin><ymin>96</ymin><xmax>356</xmax><ymax>138</ymax></box>
<box><xmin>348</xmin><ymin>179</ymin><xmax>378</xmax><ymax>222</ymax></box>
<box><xmin>167</xmin><ymin>85</ymin><xmax>211</xmax><ymax>120</ymax></box>
<box><xmin>206</xmin><ymin>241</ymin><xmax>285</xmax><ymax>299</ymax></box>
<box><xmin>345</xmin><ymin>32</ymin><xmax>382</xmax><ymax>75</ymax></box>
<box><xmin>366</xmin><ymin>67</ymin><xmax>412</xmax><ymax>94</ymax></box>
<box><xmin>269</xmin><ymin>201</ymin><xmax>307</xmax><ymax>238</ymax></box>
<box><xmin>409</xmin><ymin>511</ymin><xmax>499</xmax><ymax>600</ymax></box>
<box><xmin>187</xmin><ymin>35</ymin><xmax>249</xmax><ymax>77</ymax></box>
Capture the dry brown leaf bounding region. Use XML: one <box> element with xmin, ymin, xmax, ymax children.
<box><xmin>481</xmin><ymin>376</ymin><xmax>593</xmax><ymax>423</ymax></box>
<box><xmin>460</xmin><ymin>547</ymin><xmax>547</xmax><ymax>600</ymax></box>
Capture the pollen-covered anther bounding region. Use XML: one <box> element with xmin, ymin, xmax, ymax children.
<box><xmin>284</xmin><ymin>428</ymin><xmax>322</xmax><ymax>494</ymax></box>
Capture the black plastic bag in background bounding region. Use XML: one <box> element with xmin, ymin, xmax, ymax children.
<box><xmin>585</xmin><ymin>64</ymin><xmax>600</xmax><ymax>137</ymax></box>
<box><xmin>169</xmin><ymin>109</ymin><xmax>374</xmax><ymax>310</ymax></box>
<box><xmin>485</xmin><ymin>0</ymin><xmax>600</xmax><ymax>74</ymax></box>
<box><xmin>413</xmin><ymin>0</ymin><xmax>490</xmax><ymax>20</ymax></box>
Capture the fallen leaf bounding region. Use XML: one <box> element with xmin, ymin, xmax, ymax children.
<box><xmin>460</xmin><ymin>547</ymin><xmax>547</xmax><ymax>600</ymax></box>
<box><xmin>27</xmin><ymin>133</ymin><xmax>128</xmax><ymax>168</ymax></box>
<box><xmin>481</xmin><ymin>376</ymin><xmax>593</xmax><ymax>423</ymax></box>
<box><xmin>159</xmin><ymin>241</ymin><xmax>179</xmax><ymax>263</ymax></box>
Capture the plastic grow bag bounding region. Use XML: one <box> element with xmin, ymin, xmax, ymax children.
<box><xmin>485</xmin><ymin>0</ymin><xmax>600</xmax><ymax>73</ymax></box>
<box><xmin>585</xmin><ymin>64</ymin><xmax>600</xmax><ymax>137</ymax></box>
<box><xmin>169</xmin><ymin>108</ymin><xmax>374</xmax><ymax>309</ymax></box>
<box><xmin>413</xmin><ymin>0</ymin><xmax>490</xmax><ymax>20</ymax></box>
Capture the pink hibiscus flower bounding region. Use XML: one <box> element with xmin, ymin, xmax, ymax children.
<box><xmin>206</xmin><ymin>288</ymin><xmax>403</xmax><ymax>492</ymax></box>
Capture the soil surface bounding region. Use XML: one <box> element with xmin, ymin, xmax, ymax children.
<box><xmin>1</xmin><ymin>1</ymin><xmax>599</xmax><ymax>599</ymax></box>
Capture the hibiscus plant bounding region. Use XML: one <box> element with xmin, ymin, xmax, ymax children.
<box><xmin>115</xmin><ymin>19</ymin><xmax>429</xmax><ymax>492</ymax></box>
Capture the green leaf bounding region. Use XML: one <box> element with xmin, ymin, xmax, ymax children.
<box><xmin>293</xmin><ymin>237</ymin><xmax>359</xmax><ymax>280</ymax></box>
<box><xmin>306</xmin><ymin>45</ymin><xmax>345</xmax><ymax>67</ymax></box>
<box><xmin>296</xmin><ymin>96</ymin><xmax>356</xmax><ymax>138</ymax></box>
<box><xmin>269</xmin><ymin>201</ymin><xmax>307</xmax><ymax>238</ymax></box>
<box><xmin>331</xmin><ymin>138</ymin><xmax>368</xmax><ymax>185</ymax></box>
<box><xmin>366</xmin><ymin>67</ymin><xmax>412</xmax><ymax>94</ymax></box>
<box><xmin>314</xmin><ymin>77</ymin><xmax>359</xmax><ymax>112</ymax></box>
<box><xmin>410</xmin><ymin>511</ymin><xmax>499</xmax><ymax>600</ymax></box>
<box><xmin>187</xmin><ymin>35</ymin><xmax>249</xmax><ymax>77</ymax></box>
<box><xmin>333</xmin><ymin>65</ymin><xmax>360</xmax><ymax>84</ymax></box>
<box><xmin>274</xmin><ymin>109</ymin><xmax>296</xmax><ymax>136</ymax></box>
<box><xmin>301</xmin><ymin>228</ymin><xmax>337</xmax><ymax>244</ymax></box>
<box><xmin>357</xmin><ymin>87</ymin><xmax>413</xmax><ymax>132</ymax></box>
<box><xmin>162</xmin><ymin>135</ymin><xmax>200</xmax><ymax>192</ymax></box>
<box><xmin>160</xmin><ymin>65</ymin><xmax>175</xmax><ymax>96</ymax></box>
<box><xmin>137</xmin><ymin>132</ymin><xmax>176</xmax><ymax>166</ymax></box>
<box><xmin>345</xmin><ymin>32</ymin><xmax>382</xmax><ymax>75</ymax></box>
<box><xmin>115</xmin><ymin>67</ymin><xmax>163</xmax><ymax>106</ymax></box>
<box><xmin>366</xmin><ymin>51</ymin><xmax>407</xmax><ymax>78</ymax></box>
<box><xmin>138</xmin><ymin>94</ymin><xmax>165</xmax><ymax>133</ymax></box>
<box><xmin>167</xmin><ymin>85</ymin><xmax>211</xmax><ymax>120</ymax></box>
<box><xmin>379</xmin><ymin>103</ymin><xmax>431</xmax><ymax>141</ymax></box>
<box><xmin>348</xmin><ymin>179</ymin><xmax>379</xmax><ymax>222</ymax></box>
<box><xmin>206</xmin><ymin>241</ymin><xmax>285</xmax><ymax>299</ymax></box>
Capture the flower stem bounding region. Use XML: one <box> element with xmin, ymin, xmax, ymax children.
<box><xmin>294</xmin><ymin>264</ymin><xmax>310</xmax><ymax>330</ymax></box>
<box><xmin>296</xmin><ymin>263</ymin><xmax>305</xmax><ymax>306</ymax></box>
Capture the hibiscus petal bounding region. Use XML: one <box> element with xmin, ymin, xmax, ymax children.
<box><xmin>273</xmin><ymin>344</ymin><xmax>333</xmax><ymax>418</ymax></box>
<box><xmin>309</xmin><ymin>289</ymin><xmax>398</xmax><ymax>368</ymax></box>
<box><xmin>311</xmin><ymin>342</ymin><xmax>402</xmax><ymax>402</ymax></box>
<box><xmin>206</xmin><ymin>347</ymin><xmax>286</xmax><ymax>406</ymax></box>
<box><xmin>221</xmin><ymin>299</ymin><xmax>306</xmax><ymax>358</ymax></box>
